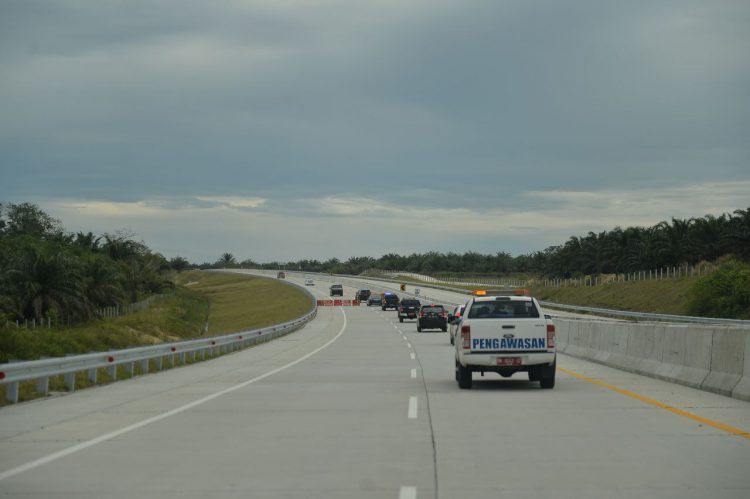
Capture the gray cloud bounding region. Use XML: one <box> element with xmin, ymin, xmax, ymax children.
<box><xmin>1</xmin><ymin>0</ymin><xmax>748</xmax><ymax>260</ymax></box>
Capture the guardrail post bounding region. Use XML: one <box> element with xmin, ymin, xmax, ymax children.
<box><xmin>190</xmin><ymin>351</ymin><xmax>196</xmax><ymax>362</ymax></box>
<box><xmin>5</xmin><ymin>381</ymin><xmax>19</xmax><ymax>404</ymax></box>
<box><xmin>124</xmin><ymin>362</ymin><xmax>135</xmax><ymax>377</ymax></box>
<box><xmin>64</xmin><ymin>372</ymin><xmax>76</xmax><ymax>392</ymax></box>
<box><xmin>36</xmin><ymin>376</ymin><xmax>49</xmax><ymax>396</ymax></box>
<box><xmin>87</xmin><ymin>369</ymin><xmax>97</xmax><ymax>383</ymax></box>
<box><xmin>155</xmin><ymin>357</ymin><xmax>163</xmax><ymax>371</ymax></box>
<box><xmin>107</xmin><ymin>365</ymin><xmax>117</xmax><ymax>380</ymax></box>
<box><xmin>201</xmin><ymin>349</ymin><xmax>206</xmax><ymax>360</ymax></box>
<box><xmin>179</xmin><ymin>352</ymin><xmax>186</xmax><ymax>364</ymax></box>
<box><xmin>140</xmin><ymin>359</ymin><xmax>149</xmax><ymax>374</ymax></box>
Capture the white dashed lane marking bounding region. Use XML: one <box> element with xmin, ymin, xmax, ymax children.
<box><xmin>399</xmin><ymin>486</ymin><xmax>417</xmax><ymax>499</ymax></box>
<box><xmin>408</xmin><ymin>396</ymin><xmax>418</xmax><ymax>419</ymax></box>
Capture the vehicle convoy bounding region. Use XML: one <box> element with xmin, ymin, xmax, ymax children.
<box><xmin>381</xmin><ymin>292</ymin><xmax>400</xmax><ymax>311</ymax></box>
<box><xmin>356</xmin><ymin>289</ymin><xmax>371</xmax><ymax>301</ymax></box>
<box><xmin>367</xmin><ymin>295</ymin><xmax>382</xmax><ymax>307</ymax></box>
<box><xmin>448</xmin><ymin>304</ymin><xmax>466</xmax><ymax>345</ymax></box>
<box><xmin>398</xmin><ymin>299</ymin><xmax>421</xmax><ymax>322</ymax></box>
<box><xmin>277</xmin><ymin>271</ymin><xmax>286</xmax><ymax>279</ymax></box>
<box><xmin>305</xmin><ymin>278</ymin><xmax>314</xmax><ymax>286</ymax></box>
<box><xmin>330</xmin><ymin>284</ymin><xmax>344</xmax><ymax>296</ymax></box>
<box><xmin>417</xmin><ymin>304</ymin><xmax>447</xmax><ymax>332</ymax></box>
<box><xmin>454</xmin><ymin>291</ymin><xmax>556</xmax><ymax>390</ymax></box>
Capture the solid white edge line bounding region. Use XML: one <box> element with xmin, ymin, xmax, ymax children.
<box><xmin>408</xmin><ymin>396</ymin><xmax>418</xmax><ymax>419</ymax></box>
<box><xmin>399</xmin><ymin>486</ymin><xmax>417</xmax><ymax>499</ymax></box>
<box><xmin>411</xmin><ymin>368</ymin><xmax>417</xmax><ymax>379</ymax></box>
<box><xmin>407</xmin><ymin>343</ymin><xmax>412</xmax><ymax>349</ymax></box>
<box><xmin>0</xmin><ymin>307</ymin><xmax>348</xmax><ymax>482</ymax></box>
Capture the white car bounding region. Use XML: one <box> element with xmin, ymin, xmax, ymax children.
<box><xmin>305</xmin><ymin>279</ymin><xmax>314</xmax><ymax>286</ymax></box>
<box><xmin>448</xmin><ymin>304</ymin><xmax>466</xmax><ymax>345</ymax></box>
<box><xmin>454</xmin><ymin>291</ymin><xmax>556</xmax><ymax>389</ymax></box>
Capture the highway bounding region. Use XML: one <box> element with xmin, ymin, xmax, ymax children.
<box><xmin>1</xmin><ymin>272</ymin><xmax>749</xmax><ymax>498</ymax></box>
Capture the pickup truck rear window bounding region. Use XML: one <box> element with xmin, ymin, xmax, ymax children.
<box><xmin>401</xmin><ymin>300</ymin><xmax>420</xmax><ymax>307</ymax></box>
<box><xmin>467</xmin><ymin>300</ymin><xmax>539</xmax><ymax>319</ymax></box>
<box><xmin>421</xmin><ymin>306</ymin><xmax>444</xmax><ymax>313</ymax></box>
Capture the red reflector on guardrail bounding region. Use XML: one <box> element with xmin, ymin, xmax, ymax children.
<box><xmin>0</xmin><ymin>372</ymin><xmax>5</xmax><ymax>380</ymax></box>
<box><xmin>107</xmin><ymin>356</ymin><xmax>114</xmax><ymax>363</ymax></box>
<box><xmin>170</xmin><ymin>347</ymin><xmax>176</xmax><ymax>352</ymax></box>
<box><xmin>238</xmin><ymin>335</ymin><xmax>243</xmax><ymax>339</ymax></box>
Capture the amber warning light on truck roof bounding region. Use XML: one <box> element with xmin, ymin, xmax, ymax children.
<box><xmin>472</xmin><ymin>289</ymin><xmax>531</xmax><ymax>297</ymax></box>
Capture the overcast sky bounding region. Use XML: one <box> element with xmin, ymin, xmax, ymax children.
<box><xmin>1</xmin><ymin>0</ymin><xmax>748</xmax><ymax>262</ymax></box>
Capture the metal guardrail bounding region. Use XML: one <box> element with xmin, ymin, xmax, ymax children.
<box><xmin>536</xmin><ymin>301</ymin><xmax>750</xmax><ymax>326</ymax></box>
<box><xmin>0</xmin><ymin>274</ymin><xmax>317</xmax><ymax>405</ymax></box>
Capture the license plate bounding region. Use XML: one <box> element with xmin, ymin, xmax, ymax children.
<box><xmin>497</xmin><ymin>357</ymin><xmax>521</xmax><ymax>366</ymax></box>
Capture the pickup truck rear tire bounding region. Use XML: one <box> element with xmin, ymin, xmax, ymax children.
<box><xmin>456</xmin><ymin>360</ymin><xmax>472</xmax><ymax>389</ymax></box>
<box><xmin>539</xmin><ymin>361</ymin><xmax>556</xmax><ymax>389</ymax></box>
<box><xmin>441</xmin><ymin>325</ymin><xmax>447</xmax><ymax>332</ymax></box>
<box><xmin>399</xmin><ymin>317</ymin><xmax>403</xmax><ymax>323</ymax></box>
<box><xmin>450</xmin><ymin>335</ymin><xmax>454</xmax><ymax>345</ymax></box>
<box><xmin>417</xmin><ymin>326</ymin><xmax>422</xmax><ymax>332</ymax></box>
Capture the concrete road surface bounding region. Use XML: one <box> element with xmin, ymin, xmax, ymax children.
<box><xmin>1</xmin><ymin>273</ymin><xmax>748</xmax><ymax>498</ymax></box>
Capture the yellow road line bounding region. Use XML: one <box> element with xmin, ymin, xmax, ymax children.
<box><xmin>558</xmin><ymin>367</ymin><xmax>750</xmax><ymax>440</ymax></box>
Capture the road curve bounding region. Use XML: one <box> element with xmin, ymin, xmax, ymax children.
<box><xmin>0</xmin><ymin>272</ymin><xmax>748</xmax><ymax>498</ymax></box>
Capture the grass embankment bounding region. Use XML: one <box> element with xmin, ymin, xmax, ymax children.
<box><xmin>175</xmin><ymin>271</ymin><xmax>312</xmax><ymax>334</ymax></box>
<box><xmin>381</xmin><ymin>273</ymin><xmax>699</xmax><ymax>316</ymax></box>
<box><xmin>1</xmin><ymin>272</ymin><xmax>312</xmax><ymax>405</ymax></box>
<box><xmin>531</xmin><ymin>277</ymin><xmax>699</xmax><ymax>315</ymax></box>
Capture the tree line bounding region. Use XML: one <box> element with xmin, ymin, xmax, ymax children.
<box><xmin>207</xmin><ymin>208</ymin><xmax>750</xmax><ymax>278</ymax></box>
<box><xmin>0</xmin><ymin>203</ymin><xmax>180</xmax><ymax>324</ymax></box>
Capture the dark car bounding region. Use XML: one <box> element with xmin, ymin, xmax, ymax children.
<box><xmin>277</xmin><ymin>271</ymin><xmax>286</xmax><ymax>279</ymax></box>
<box><xmin>417</xmin><ymin>304</ymin><xmax>447</xmax><ymax>332</ymax></box>
<box><xmin>367</xmin><ymin>295</ymin><xmax>382</xmax><ymax>307</ymax></box>
<box><xmin>381</xmin><ymin>292</ymin><xmax>399</xmax><ymax>311</ymax></box>
<box><xmin>398</xmin><ymin>299</ymin><xmax>421</xmax><ymax>322</ymax></box>
<box><xmin>330</xmin><ymin>284</ymin><xmax>343</xmax><ymax>297</ymax></box>
<box><xmin>356</xmin><ymin>289</ymin><xmax>371</xmax><ymax>301</ymax></box>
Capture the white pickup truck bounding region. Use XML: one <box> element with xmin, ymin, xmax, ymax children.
<box><xmin>454</xmin><ymin>292</ymin><xmax>556</xmax><ymax>389</ymax></box>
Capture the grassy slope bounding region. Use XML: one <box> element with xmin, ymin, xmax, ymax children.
<box><xmin>1</xmin><ymin>271</ymin><xmax>312</xmax><ymax>404</ymax></box>
<box><xmin>0</xmin><ymin>287</ymin><xmax>209</xmax><ymax>363</ymax></box>
<box><xmin>375</xmin><ymin>273</ymin><xmax>698</xmax><ymax>315</ymax></box>
<box><xmin>175</xmin><ymin>271</ymin><xmax>312</xmax><ymax>334</ymax></box>
<box><xmin>531</xmin><ymin>277</ymin><xmax>698</xmax><ymax>315</ymax></box>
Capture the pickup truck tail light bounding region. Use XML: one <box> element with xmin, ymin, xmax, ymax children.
<box><xmin>461</xmin><ymin>325</ymin><xmax>471</xmax><ymax>349</ymax></box>
<box><xmin>547</xmin><ymin>324</ymin><xmax>555</xmax><ymax>348</ymax></box>
<box><xmin>419</xmin><ymin>311</ymin><xmax>425</xmax><ymax>317</ymax></box>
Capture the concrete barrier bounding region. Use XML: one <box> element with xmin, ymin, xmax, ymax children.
<box><xmin>555</xmin><ymin>318</ymin><xmax>749</xmax><ymax>401</ymax></box>
<box><xmin>733</xmin><ymin>334</ymin><xmax>750</xmax><ymax>400</ymax></box>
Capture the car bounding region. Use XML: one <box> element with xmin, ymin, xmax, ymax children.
<box><xmin>356</xmin><ymin>289</ymin><xmax>371</xmax><ymax>301</ymax></box>
<box><xmin>397</xmin><ymin>299</ymin><xmax>421</xmax><ymax>322</ymax></box>
<box><xmin>305</xmin><ymin>279</ymin><xmax>314</xmax><ymax>286</ymax></box>
<box><xmin>367</xmin><ymin>295</ymin><xmax>382</xmax><ymax>307</ymax></box>
<box><xmin>381</xmin><ymin>292</ymin><xmax>400</xmax><ymax>311</ymax></box>
<box><xmin>454</xmin><ymin>291</ymin><xmax>556</xmax><ymax>390</ymax></box>
<box><xmin>417</xmin><ymin>304</ymin><xmax>447</xmax><ymax>332</ymax></box>
<box><xmin>277</xmin><ymin>271</ymin><xmax>286</xmax><ymax>279</ymax></box>
<box><xmin>448</xmin><ymin>304</ymin><xmax>466</xmax><ymax>345</ymax></box>
<box><xmin>330</xmin><ymin>284</ymin><xmax>343</xmax><ymax>296</ymax></box>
